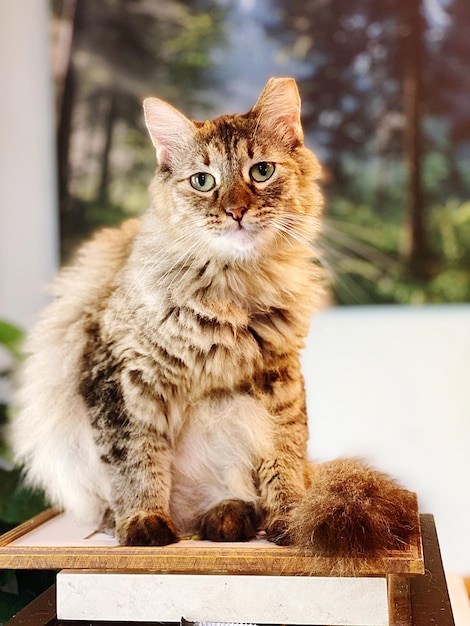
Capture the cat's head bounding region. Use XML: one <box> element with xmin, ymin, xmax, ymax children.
<box><xmin>143</xmin><ymin>78</ymin><xmax>322</xmax><ymax>262</ymax></box>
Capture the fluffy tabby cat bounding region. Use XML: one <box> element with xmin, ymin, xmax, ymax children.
<box><xmin>11</xmin><ymin>78</ymin><xmax>416</xmax><ymax>555</ymax></box>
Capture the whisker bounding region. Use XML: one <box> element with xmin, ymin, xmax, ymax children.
<box><xmin>272</xmin><ymin>224</ymin><xmax>296</xmax><ymax>249</ymax></box>
<box><xmin>321</xmin><ymin>219</ymin><xmax>401</xmax><ymax>270</ymax></box>
<box><xmin>317</xmin><ymin>216</ymin><xmax>404</xmax><ymax>304</ymax></box>
<box><xmin>112</xmin><ymin>230</ymin><xmax>207</xmax><ymax>325</ymax></box>
<box><xmin>319</xmin><ymin>252</ymin><xmax>374</xmax><ymax>304</ymax></box>
<box><xmin>162</xmin><ymin>233</ymin><xmax>208</xmax><ymax>293</ymax></box>
<box><xmin>271</xmin><ymin>216</ymin><xmax>316</xmax><ymax>251</ymax></box>
<box><xmin>275</xmin><ymin>223</ymin><xmax>309</xmax><ymax>245</ymax></box>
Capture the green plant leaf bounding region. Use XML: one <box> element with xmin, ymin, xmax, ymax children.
<box><xmin>7</xmin><ymin>483</ymin><xmax>49</xmax><ymax>525</ymax></box>
<box><xmin>0</xmin><ymin>468</ymin><xmax>19</xmax><ymax>521</ymax></box>
<box><xmin>0</xmin><ymin>321</ymin><xmax>24</xmax><ymax>362</ymax></box>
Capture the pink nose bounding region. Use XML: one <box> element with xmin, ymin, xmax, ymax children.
<box><xmin>225</xmin><ymin>206</ymin><xmax>248</xmax><ymax>222</ymax></box>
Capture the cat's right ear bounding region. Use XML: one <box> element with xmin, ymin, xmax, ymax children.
<box><xmin>143</xmin><ymin>98</ymin><xmax>195</xmax><ymax>167</ymax></box>
<box><xmin>252</xmin><ymin>78</ymin><xmax>303</xmax><ymax>148</ymax></box>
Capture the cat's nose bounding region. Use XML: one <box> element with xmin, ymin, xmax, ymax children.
<box><xmin>225</xmin><ymin>206</ymin><xmax>248</xmax><ymax>222</ymax></box>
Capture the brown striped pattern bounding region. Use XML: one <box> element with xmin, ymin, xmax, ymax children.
<box><xmin>11</xmin><ymin>79</ymin><xmax>417</xmax><ymax>557</ymax></box>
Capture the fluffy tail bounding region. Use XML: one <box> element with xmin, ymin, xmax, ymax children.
<box><xmin>289</xmin><ymin>458</ymin><xmax>418</xmax><ymax>560</ymax></box>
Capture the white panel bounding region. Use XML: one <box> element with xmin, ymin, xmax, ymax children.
<box><xmin>57</xmin><ymin>570</ymin><xmax>388</xmax><ymax>625</ymax></box>
<box><xmin>302</xmin><ymin>304</ymin><xmax>470</xmax><ymax>573</ymax></box>
<box><xmin>0</xmin><ymin>0</ymin><xmax>58</xmax><ymax>329</ymax></box>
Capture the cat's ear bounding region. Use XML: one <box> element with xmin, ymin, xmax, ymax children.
<box><xmin>143</xmin><ymin>98</ymin><xmax>196</xmax><ymax>166</ymax></box>
<box><xmin>251</xmin><ymin>77</ymin><xmax>303</xmax><ymax>147</ymax></box>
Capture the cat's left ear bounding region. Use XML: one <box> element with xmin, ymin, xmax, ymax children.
<box><xmin>143</xmin><ymin>98</ymin><xmax>196</xmax><ymax>166</ymax></box>
<box><xmin>251</xmin><ymin>77</ymin><xmax>303</xmax><ymax>147</ymax></box>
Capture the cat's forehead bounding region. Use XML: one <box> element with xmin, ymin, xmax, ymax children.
<box><xmin>191</xmin><ymin>113</ymin><xmax>280</xmax><ymax>164</ymax></box>
<box><xmin>196</xmin><ymin>112</ymin><xmax>252</xmax><ymax>137</ymax></box>
<box><xmin>196</xmin><ymin>114</ymin><xmax>253</xmax><ymax>151</ymax></box>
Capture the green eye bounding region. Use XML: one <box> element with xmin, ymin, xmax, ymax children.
<box><xmin>249</xmin><ymin>162</ymin><xmax>275</xmax><ymax>183</ymax></box>
<box><xmin>190</xmin><ymin>172</ymin><xmax>216</xmax><ymax>192</ymax></box>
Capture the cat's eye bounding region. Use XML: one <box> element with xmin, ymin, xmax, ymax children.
<box><xmin>249</xmin><ymin>162</ymin><xmax>275</xmax><ymax>183</ymax></box>
<box><xmin>190</xmin><ymin>172</ymin><xmax>216</xmax><ymax>192</ymax></box>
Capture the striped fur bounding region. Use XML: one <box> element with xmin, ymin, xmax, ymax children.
<box><xmin>10</xmin><ymin>79</ymin><xmax>416</xmax><ymax>555</ymax></box>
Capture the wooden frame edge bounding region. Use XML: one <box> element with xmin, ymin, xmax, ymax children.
<box><xmin>0</xmin><ymin>508</ymin><xmax>59</xmax><ymax>547</ymax></box>
<box><xmin>0</xmin><ymin>507</ymin><xmax>424</xmax><ymax>577</ymax></box>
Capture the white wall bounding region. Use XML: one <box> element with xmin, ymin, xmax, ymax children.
<box><xmin>303</xmin><ymin>304</ymin><xmax>470</xmax><ymax>574</ymax></box>
<box><xmin>0</xmin><ymin>0</ymin><xmax>58</xmax><ymax>331</ymax></box>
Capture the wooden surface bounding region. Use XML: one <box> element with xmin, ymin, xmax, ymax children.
<box><xmin>0</xmin><ymin>508</ymin><xmax>58</xmax><ymax>546</ymax></box>
<box><xmin>388</xmin><ymin>575</ymin><xmax>412</xmax><ymax>625</ymax></box>
<box><xmin>410</xmin><ymin>515</ymin><xmax>455</xmax><ymax>626</ymax></box>
<box><xmin>0</xmin><ymin>496</ymin><xmax>424</xmax><ymax>576</ymax></box>
<box><xmin>4</xmin><ymin>516</ymin><xmax>454</xmax><ymax>626</ymax></box>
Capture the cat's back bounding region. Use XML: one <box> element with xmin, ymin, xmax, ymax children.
<box><xmin>51</xmin><ymin>218</ymin><xmax>140</xmax><ymax>305</ymax></box>
<box><xmin>10</xmin><ymin>218</ymin><xmax>141</xmax><ymax>517</ymax></box>
<box><xmin>20</xmin><ymin>217</ymin><xmax>140</xmax><ymax>363</ymax></box>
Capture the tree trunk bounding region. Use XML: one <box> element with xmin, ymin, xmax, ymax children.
<box><xmin>97</xmin><ymin>89</ymin><xmax>118</xmax><ymax>205</ymax></box>
<box><xmin>402</xmin><ymin>0</ymin><xmax>432</xmax><ymax>278</ymax></box>
<box><xmin>54</xmin><ymin>0</ymin><xmax>81</xmax><ymax>257</ymax></box>
<box><xmin>57</xmin><ymin>63</ymin><xmax>75</xmax><ymax>227</ymax></box>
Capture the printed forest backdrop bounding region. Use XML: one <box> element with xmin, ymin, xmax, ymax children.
<box><xmin>52</xmin><ymin>0</ymin><xmax>470</xmax><ymax>305</ymax></box>
<box><xmin>1</xmin><ymin>1</ymin><xmax>470</xmax><ymax>619</ymax></box>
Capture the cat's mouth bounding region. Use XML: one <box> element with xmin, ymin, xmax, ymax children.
<box><xmin>227</xmin><ymin>212</ymin><xmax>264</xmax><ymax>233</ymax></box>
<box><xmin>222</xmin><ymin>214</ymin><xmax>249</xmax><ymax>232</ymax></box>
<box><xmin>209</xmin><ymin>218</ymin><xmax>270</xmax><ymax>257</ymax></box>
<box><xmin>225</xmin><ymin>218</ymin><xmax>260</xmax><ymax>238</ymax></box>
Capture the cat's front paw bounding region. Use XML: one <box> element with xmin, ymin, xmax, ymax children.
<box><xmin>116</xmin><ymin>511</ymin><xmax>178</xmax><ymax>546</ymax></box>
<box><xmin>200</xmin><ymin>499</ymin><xmax>258</xmax><ymax>542</ymax></box>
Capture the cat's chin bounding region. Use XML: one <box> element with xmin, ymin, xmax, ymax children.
<box><xmin>207</xmin><ymin>228</ymin><xmax>271</xmax><ymax>261</ymax></box>
<box><xmin>209</xmin><ymin>226</ymin><xmax>270</xmax><ymax>262</ymax></box>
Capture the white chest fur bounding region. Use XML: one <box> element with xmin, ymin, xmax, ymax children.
<box><xmin>169</xmin><ymin>393</ymin><xmax>273</xmax><ymax>534</ymax></box>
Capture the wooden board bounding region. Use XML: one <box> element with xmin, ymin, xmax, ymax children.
<box><xmin>4</xmin><ymin>517</ymin><xmax>453</xmax><ymax>626</ymax></box>
<box><xmin>0</xmin><ymin>497</ymin><xmax>424</xmax><ymax>576</ymax></box>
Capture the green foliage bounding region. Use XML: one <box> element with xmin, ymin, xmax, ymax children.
<box><xmin>0</xmin><ymin>322</ymin><xmax>51</xmax><ymax>624</ymax></box>
<box><xmin>0</xmin><ymin>322</ymin><xmax>24</xmax><ymax>365</ymax></box>
<box><xmin>326</xmin><ymin>198</ymin><xmax>470</xmax><ymax>305</ymax></box>
<box><xmin>0</xmin><ymin>320</ymin><xmax>24</xmax><ymax>459</ymax></box>
<box><xmin>0</xmin><ymin>321</ymin><xmax>25</xmax><ymax>464</ymax></box>
<box><xmin>0</xmin><ymin>467</ymin><xmax>48</xmax><ymax>526</ymax></box>
<box><xmin>57</xmin><ymin>0</ymin><xmax>227</xmax><ymax>259</ymax></box>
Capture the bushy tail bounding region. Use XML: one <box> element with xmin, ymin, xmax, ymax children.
<box><xmin>289</xmin><ymin>458</ymin><xmax>418</xmax><ymax>561</ymax></box>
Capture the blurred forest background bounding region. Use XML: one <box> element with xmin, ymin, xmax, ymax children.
<box><xmin>52</xmin><ymin>0</ymin><xmax>470</xmax><ymax>305</ymax></box>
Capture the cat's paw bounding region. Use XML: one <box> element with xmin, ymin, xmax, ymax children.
<box><xmin>116</xmin><ymin>511</ymin><xmax>178</xmax><ymax>546</ymax></box>
<box><xmin>291</xmin><ymin>458</ymin><xmax>418</xmax><ymax>557</ymax></box>
<box><xmin>199</xmin><ymin>499</ymin><xmax>258</xmax><ymax>542</ymax></box>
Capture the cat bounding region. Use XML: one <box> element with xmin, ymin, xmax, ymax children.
<box><xmin>10</xmin><ymin>78</ymin><xmax>416</xmax><ymax>557</ymax></box>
